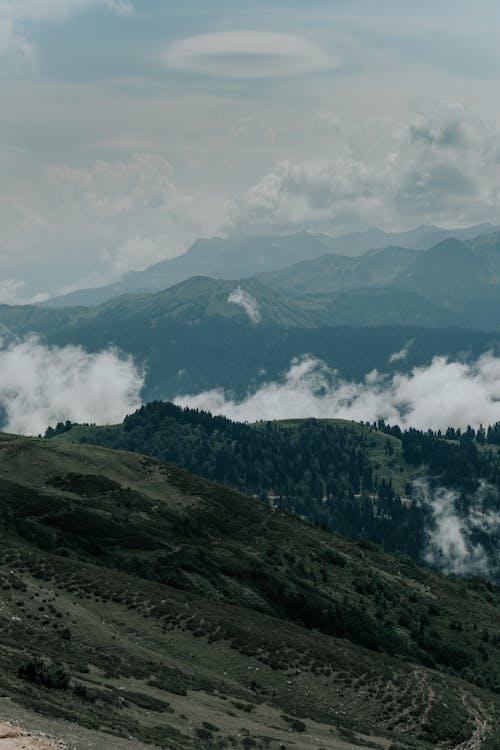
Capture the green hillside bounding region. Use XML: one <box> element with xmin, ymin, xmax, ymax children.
<box><xmin>258</xmin><ymin>246</ymin><xmax>420</xmax><ymax>295</ymax></box>
<box><xmin>57</xmin><ymin>403</ymin><xmax>500</xmax><ymax>576</ymax></box>
<box><xmin>0</xmin><ymin>275</ymin><xmax>463</xmax><ymax>333</ymax></box>
<box><xmin>0</xmin><ymin>434</ymin><xmax>500</xmax><ymax>748</ymax></box>
<box><xmin>2</xmin><ymin>286</ymin><xmax>500</xmax><ymax>404</ymax></box>
<box><xmin>257</xmin><ymin>234</ymin><xmax>500</xmax><ymax>331</ymax></box>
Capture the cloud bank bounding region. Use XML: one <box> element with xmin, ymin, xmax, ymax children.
<box><xmin>175</xmin><ymin>353</ymin><xmax>500</xmax><ymax>431</ymax></box>
<box><xmin>228</xmin><ymin>104</ymin><xmax>500</xmax><ymax>236</ymax></box>
<box><xmin>163</xmin><ymin>32</ymin><xmax>337</xmax><ymax>79</ymax></box>
<box><xmin>227</xmin><ymin>286</ymin><xmax>262</xmax><ymax>323</ymax></box>
<box><xmin>415</xmin><ymin>480</ymin><xmax>500</xmax><ymax>579</ymax></box>
<box><xmin>4</xmin><ymin>104</ymin><xmax>500</xmax><ymax>301</ymax></box>
<box><xmin>0</xmin><ymin>336</ymin><xmax>143</xmax><ymax>435</ymax></box>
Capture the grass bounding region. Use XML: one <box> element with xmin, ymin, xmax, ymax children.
<box><xmin>0</xmin><ymin>435</ymin><xmax>498</xmax><ymax>748</ymax></box>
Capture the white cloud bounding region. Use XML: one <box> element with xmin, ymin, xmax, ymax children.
<box><xmin>227</xmin><ymin>286</ymin><xmax>262</xmax><ymax>323</ymax></box>
<box><xmin>163</xmin><ymin>31</ymin><xmax>337</xmax><ymax>79</ymax></box>
<box><xmin>389</xmin><ymin>340</ymin><xmax>414</xmax><ymax>363</ymax></box>
<box><xmin>175</xmin><ymin>353</ymin><xmax>500</xmax><ymax>431</ymax></box>
<box><xmin>0</xmin><ymin>279</ymin><xmax>49</xmax><ymax>305</ymax></box>
<box><xmin>415</xmin><ymin>480</ymin><xmax>500</xmax><ymax>578</ymax></box>
<box><xmin>0</xmin><ymin>335</ymin><xmax>143</xmax><ymax>435</ymax></box>
<box><xmin>0</xmin><ymin>0</ymin><xmax>133</xmax><ymax>61</ymax></box>
<box><xmin>228</xmin><ymin>104</ymin><xmax>500</xmax><ymax>236</ymax></box>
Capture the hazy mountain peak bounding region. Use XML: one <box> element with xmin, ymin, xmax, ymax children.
<box><xmin>41</xmin><ymin>223</ymin><xmax>500</xmax><ymax>309</ymax></box>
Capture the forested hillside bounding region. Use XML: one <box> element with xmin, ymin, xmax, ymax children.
<box><xmin>55</xmin><ymin>403</ymin><xmax>500</xmax><ymax>574</ymax></box>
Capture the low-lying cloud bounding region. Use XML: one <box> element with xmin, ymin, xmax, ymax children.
<box><xmin>227</xmin><ymin>286</ymin><xmax>262</xmax><ymax>323</ymax></box>
<box><xmin>415</xmin><ymin>480</ymin><xmax>500</xmax><ymax>579</ymax></box>
<box><xmin>163</xmin><ymin>31</ymin><xmax>337</xmax><ymax>79</ymax></box>
<box><xmin>0</xmin><ymin>336</ymin><xmax>143</xmax><ymax>435</ymax></box>
<box><xmin>389</xmin><ymin>339</ymin><xmax>414</xmax><ymax>363</ymax></box>
<box><xmin>175</xmin><ymin>353</ymin><xmax>500</xmax><ymax>430</ymax></box>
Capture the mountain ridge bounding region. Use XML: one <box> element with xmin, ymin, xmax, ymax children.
<box><xmin>39</xmin><ymin>223</ymin><xmax>500</xmax><ymax>308</ymax></box>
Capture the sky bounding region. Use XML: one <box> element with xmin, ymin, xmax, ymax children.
<box><xmin>2</xmin><ymin>0</ymin><xmax>500</xmax><ymax>301</ymax></box>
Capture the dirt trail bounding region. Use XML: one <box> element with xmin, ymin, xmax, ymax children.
<box><xmin>451</xmin><ymin>694</ymin><xmax>488</xmax><ymax>750</ymax></box>
<box><xmin>389</xmin><ymin>669</ymin><xmax>430</xmax><ymax>733</ymax></box>
<box><xmin>419</xmin><ymin>678</ymin><xmax>435</xmax><ymax>727</ymax></box>
<box><xmin>0</xmin><ymin>722</ymin><xmax>64</xmax><ymax>750</ymax></box>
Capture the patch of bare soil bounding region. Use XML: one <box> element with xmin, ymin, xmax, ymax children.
<box><xmin>0</xmin><ymin>722</ymin><xmax>64</xmax><ymax>750</ymax></box>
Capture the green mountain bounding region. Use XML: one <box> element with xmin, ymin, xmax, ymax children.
<box><xmin>258</xmin><ymin>246</ymin><xmax>420</xmax><ymax>296</ymax></box>
<box><xmin>258</xmin><ymin>234</ymin><xmax>500</xmax><ymax>331</ymax></box>
<box><xmin>56</xmin><ymin>402</ymin><xmax>500</xmax><ymax>574</ymax></box>
<box><xmin>40</xmin><ymin>223</ymin><xmax>499</xmax><ymax>308</ymax></box>
<box><xmin>0</xmin><ymin>433</ymin><xmax>499</xmax><ymax>749</ymax></box>
<box><xmin>1</xmin><ymin>285</ymin><xmax>500</xmax><ymax>402</ymax></box>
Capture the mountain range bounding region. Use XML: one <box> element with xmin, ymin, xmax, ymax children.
<box><xmin>0</xmin><ymin>224</ymin><xmax>498</xmax><ymax>407</ymax></box>
<box><xmin>41</xmin><ymin>222</ymin><xmax>500</xmax><ymax>309</ymax></box>
<box><xmin>2</xmin><ymin>297</ymin><xmax>500</xmax><ymax>402</ymax></box>
<box><xmin>31</xmin><ymin>227</ymin><xmax>500</xmax><ymax>336</ymax></box>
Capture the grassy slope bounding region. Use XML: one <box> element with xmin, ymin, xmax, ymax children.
<box><xmin>0</xmin><ymin>436</ymin><xmax>498</xmax><ymax>749</ymax></box>
<box><xmin>66</xmin><ymin>416</ymin><xmax>418</xmax><ymax>498</ymax></box>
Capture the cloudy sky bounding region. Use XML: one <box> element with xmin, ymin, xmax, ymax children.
<box><xmin>2</xmin><ymin>0</ymin><xmax>500</xmax><ymax>301</ymax></box>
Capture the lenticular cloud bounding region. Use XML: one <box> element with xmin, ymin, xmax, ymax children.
<box><xmin>0</xmin><ymin>336</ymin><xmax>144</xmax><ymax>435</ymax></box>
<box><xmin>175</xmin><ymin>353</ymin><xmax>500</xmax><ymax>430</ymax></box>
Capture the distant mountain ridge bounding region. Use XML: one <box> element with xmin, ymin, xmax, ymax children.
<box><xmin>258</xmin><ymin>233</ymin><xmax>500</xmax><ymax>330</ymax></box>
<box><xmin>1</xmin><ymin>288</ymin><xmax>500</xmax><ymax>401</ymax></box>
<box><xmin>0</xmin><ymin>226</ymin><xmax>497</xmax><ymax>403</ymax></box>
<box><xmin>41</xmin><ymin>222</ymin><xmax>500</xmax><ymax>308</ymax></box>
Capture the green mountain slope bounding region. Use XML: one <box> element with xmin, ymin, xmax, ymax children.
<box><xmin>73</xmin><ymin>276</ymin><xmax>463</xmax><ymax>329</ymax></box>
<box><xmin>58</xmin><ymin>403</ymin><xmax>500</xmax><ymax>574</ymax></box>
<box><xmin>302</xmin><ymin>287</ymin><xmax>462</xmax><ymax>327</ymax></box>
<box><xmin>0</xmin><ymin>434</ymin><xmax>499</xmax><ymax>748</ymax></box>
<box><xmin>3</xmin><ymin>275</ymin><xmax>448</xmax><ymax>335</ymax></box>
<box><xmin>257</xmin><ymin>234</ymin><xmax>500</xmax><ymax>331</ymax></box>
<box><xmin>259</xmin><ymin>235</ymin><xmax>500</xmax><ymax>300</ymax></box>
<box><xmin>1</xmin><ymin>287</ymin><xmax>500</xmax><ymax>402</ymax></box>
<box><xmin>258</xmin><ymin>246</ymin><xmax>420</xmax><ymax>295</ymax></box>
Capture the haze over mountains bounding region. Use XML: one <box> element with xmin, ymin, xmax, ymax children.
<box><xmin>42</xmin><ymin>222</ymin><xmax>500</xmax><ymax>309</ymax></box>
<box><xmin>0</xmin><ymin>223</ymin><xmax>498</xmax><ymax>430</ymax></box>
<box><xmin>31</xmin><ymin>225</ymin><xmax>500</xmax><ymax>335</ymax></box>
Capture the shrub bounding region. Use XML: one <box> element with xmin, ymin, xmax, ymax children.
<box><xmin>18</xmin><ymin>659</ymin><xmax>70</xmax><ymax>690</ymax></box>
<box><xmin>281</xmin><ymin>714</ymin><xmax>306</xmax><ymax>732</ymax></box>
